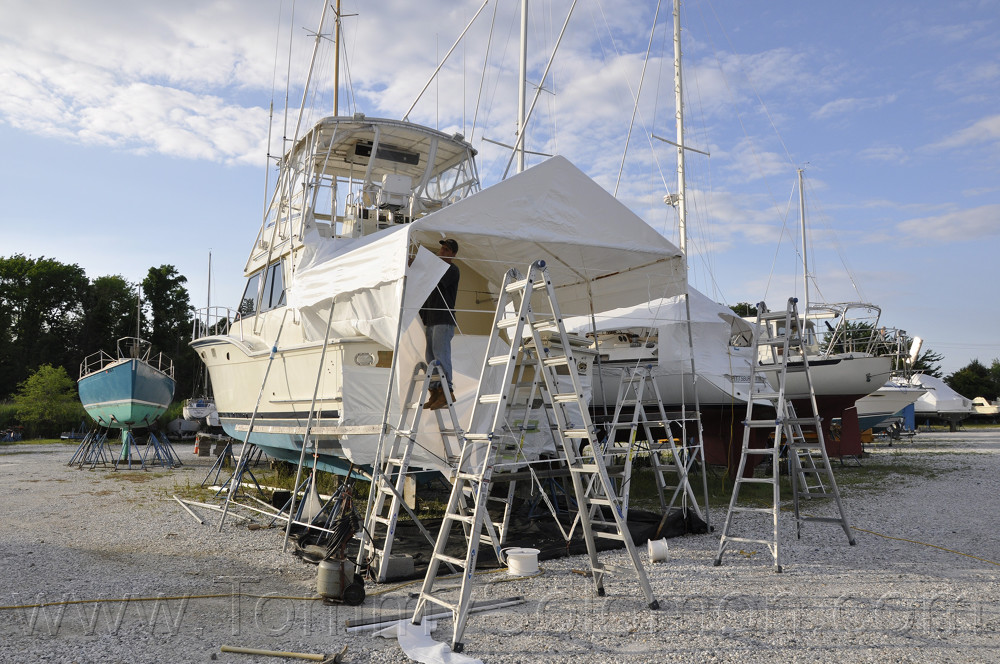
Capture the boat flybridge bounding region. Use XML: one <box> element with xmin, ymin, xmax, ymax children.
<box><xmin>191</xmin><ymin>116</ymin><xmax>481</xmax><ymax>473</ymax></box>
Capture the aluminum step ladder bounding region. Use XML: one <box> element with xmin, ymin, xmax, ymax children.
<box><xmin>602</xmin><ymin>365</ymin><xmax>708</xmax><ymax>524</ymax></box>
<box><xmin>356</xmin><ymin>362</ymin><xmax>465</xmax><ymax>582</ymax></box>
<box><xmin>411</xmin><ymin>261</ymin><xmax>659</xmax><ymax>653</ymax></box>
<box><xmin>713</xmin><ymin>297</ymin><xmax>855</xmax><ymax>572</ymax></box>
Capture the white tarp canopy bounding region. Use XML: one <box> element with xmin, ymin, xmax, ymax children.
<box><xmin>406</xmin><ymin>156</ymin><xmax>687</xmax><ymax>315</ymax></box>
<box><xmin>282</xmin><ymin>156</ymin><xmax>689</xmax><ymax>472</ymax></box>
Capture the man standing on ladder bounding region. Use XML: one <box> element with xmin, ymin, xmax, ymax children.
<box><xmin>420</xmin><ymin>238</ymin><xmax>460</xmax><ymax>410</ymax></box>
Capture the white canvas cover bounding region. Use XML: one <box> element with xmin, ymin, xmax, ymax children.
<box><xmin>563</xmin><ymin>287</ymin><xmax>754</xmax><ymax>375</ymax></box>
<box><xmin>283</xmin><ymin>156</ymin><xmax>689</xmax><ymax>472</ymax></box>
<box><xmin>910</xmin><ymin>373</ymin><xmax>973</xmax><ymax>416</ymax></box>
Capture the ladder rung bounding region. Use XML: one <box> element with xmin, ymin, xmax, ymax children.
<box><xmin>541</xmin><ymin>356</ymin><xmax>570</xmax><ymax>368</ymax></box>
<box><xmin>432</xmin><ymin>550</ymin><xmax>467</xmax><ymax>568</ymax></box>
<box><xmin>734</xmin><ymin>478</ymin><xmax>776</xmax><ymax>485</ymax></box>
<box><xmin>496</xmin><ymin>317</ymin><xmax>521</xmax><ymax>330</ymax></box>
<box><xmin>731</xmin><ymin>505</ymin><xmax>776</xmax><ymax>513</ymax></box>
<box><xmin>562</xmin><ymin>428</ymin><xmax>591</xmax><ymax>438</ymax></box>
<box><xmin>486</xmin><ymin>354</ymin><xmax>512</xmax><ymax>366</ymax></box>
<box><xmin>799</xmin><ymin>515</ymin><xmax>846</xmax><ymax>525</ymax></box>
<box><xmin>505</xmin><ymin>277</ymin><xmax>546</xmax><ymax>293</ymax></box>
<box><xmin>478</xmin><ymin>394</ymin><xmax>503</xmax><ymax>404</ymax></box>
<box><xmin>745</xmin><ymin>420</ymin><xmax>780</xmax><ymax>428</ymax></box>
<box><xmin>419</xmin><ymin>593</ymin><xmax>458</xmax><ymax>611</ymax></box>
<box><xmin>552</xmin><ymin>393</ymin><xmax>581</xmax><ymax>404</ymax></box>
<box><xmin>592</xmin><ymin>530</ymin><xmax>625</xmax><ymax>541</ymax></box>
<box><xmin>720</xmin><ymin>535</ymin><xmax>775</xmax><ymax>546</ymax></box>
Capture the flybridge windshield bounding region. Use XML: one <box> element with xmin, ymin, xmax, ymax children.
<box><xmin>250</xmin><ymin>117</ymin><xmax>480</xmax><ymax>267</ymax></box>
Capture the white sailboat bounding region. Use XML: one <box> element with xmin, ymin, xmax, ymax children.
<box><xmin>754</xmin><ymin>169</ymin><xmax>893</xmax><ymax>454</ymax></box>
<box><xmin>190</xmin><ymin>3</ymin><xmax>689</xmax><ymax>475</ymax></box>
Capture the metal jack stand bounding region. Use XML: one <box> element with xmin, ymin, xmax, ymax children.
<box><xmin>68</xmin><ymin>429</ymin><xmax>111</xmax><ymax>469</ymax></box>
<box><xmin>113</xmin><ymin>428</ymin><xmax>146</xmax><ymax>471</ymax></box>
<box><xmin>143</xmin><ymin>431</ymin><xmax>183</xmax><ymax>468</ymax></box>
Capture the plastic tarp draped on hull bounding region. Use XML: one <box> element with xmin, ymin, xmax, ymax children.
<box><xmin>284</xmin><ymin>156</ymin><xmax>688</xmax><ymax>472</ymax></box>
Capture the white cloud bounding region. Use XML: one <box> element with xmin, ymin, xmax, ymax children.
<box><xmin>812</xmin><ymin>94</ymin><xmax>897</xmax><ymax>121</ymax></box>
<box><xmin>928</xmin><ymin>113</ymin><xmax>1000</xmax><ymax>151</ymax></box>
<box><xmin>0</xmin><ymin>0</ymin><xmax>284</xmax><ymax>163</ymax></box>
<box><xmin>896</xmin><ymin>204</ymin><xmax>1000</xmax><ymax>243</ymax></box>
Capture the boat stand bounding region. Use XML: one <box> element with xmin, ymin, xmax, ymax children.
<box><xmin>113</xmin><ymin>429</ymin><xmax>147</xmax><ymax>470</ymax></box>
<box><xmin>201</xmin><ymin>440</ymin><xmax>241</xmax><ymax>488</ymax></box>
<box><xmin>68</xmin><ymin>429</ymin><xmax>112</xmax><ymax>469</ymax></box>
<box><xmin>142</xmin><ymin>431</ymin><xmax>183</xmax><ymax>469</ymax></box>
<box><xmin>212</xmin><ymin>443</ymin><xmax>266</xmax><ymax>502</ymax></box>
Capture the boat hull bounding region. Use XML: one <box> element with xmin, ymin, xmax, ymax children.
<box><xmin>854</xmin><ymin>380</ymin><xmax>926</xmax><ymax>431</ymax></box>
<box><xmin>78</xmin><ymin>359</ymin><xmax>175</xmax><ymax>429</ymax></box>
<box><xmin>191</xmin><ymin>332</ymin><xmax>388</xmax><ymax>475</ymax></box>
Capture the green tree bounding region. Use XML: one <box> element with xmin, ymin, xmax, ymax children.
<box><xmin>13</xmin><ymin>364</ymin><xmax>85</xmax><ymax>438</ymax></box>
<box><xmin>80</xmin><ymin>276</ymin><xmax>139</xmax><ymax>357</ymax></box>
<box><xmin>142</xmin><ymin>265</ymin><xmax>195</xmax><ymax>400</ymax></box>
<box><xmin>946</xmin><ymin>359</ymin><xmax>994</xmax><ymax>400</ymax></box>
<box><xmin>730</xmin><ymin>302</ymin><xmax>758</xmax><ymax>318</ymax></box>
<box><xmin>911</xmin><ymin>348</ymin><xmax>944</xmax><ymax>378</ymax></box>
<box><xmin>0</xmin><ymin>255</ymin><xmax>89</xmax><ymax>398</ymax></box>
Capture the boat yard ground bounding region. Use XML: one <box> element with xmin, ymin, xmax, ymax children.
<box><xmin>1</xmin><ymin>430</ymin><xmax>999</xmax><ymax>663</ymax></box>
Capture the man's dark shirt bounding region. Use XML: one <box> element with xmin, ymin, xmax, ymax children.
<box><xmin>420</xmin><ymin>263</ymin><xmax>460</xmax><ymax>326</ymax></box>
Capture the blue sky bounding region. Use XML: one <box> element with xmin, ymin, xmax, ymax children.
<box><xmin>2</xmin><ymin>0</ymin><xmax>998</xmax><ymax>376</ymax></box>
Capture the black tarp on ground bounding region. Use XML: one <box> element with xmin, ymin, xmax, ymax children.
<box><xmin>293</xmin><ymin>500</ymin><xmax>708</xmax><ymax>582</ymax></box>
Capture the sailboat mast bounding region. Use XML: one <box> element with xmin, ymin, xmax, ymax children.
<box><xmin>673</xmin><ymin>0</ymin><xmax>687</xmax><ymax>259</ymax></box>
<box><xmin>333</xmin><ymin>0</ymin><xmax>341</xmax><ymax>115</ymax></box>
<box><xmin>517</xmin><ymin>0</ymin><xmax>528</xmax><ymax>174</ymax></box>
<box><xmin>798</xmin><ymin>167</ymin><xmax>809</xmax><ymax>313</ymax></box>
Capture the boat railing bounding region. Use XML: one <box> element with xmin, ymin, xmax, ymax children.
<box><xmin>79</xmin><ymin>349</ymin><xmax>118</xmax><ymax>379</ymax></box>
<box><xmin>78</xmin><ymin>345</ymin><xmax>174</xmax><ymax>379</ymax></box>
<box><xmin>192</xmin><ymin>306</ymin><xmax>239</xmax><ymax>342</ymax></box>
<box><xmin>147</xmin><ymin>351</ymin><xmax>175</xmax><ymax>378</ymax></box>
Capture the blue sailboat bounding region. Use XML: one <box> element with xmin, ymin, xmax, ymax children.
<box><xmin>78</xmin><ymin>336</ymin><xmax>175</xmax><ymax>428</ymax></box>
<box><xmin>78</xmin><ymin>336</ymin><xmax>176</xmax><ymax>468</ymax></box>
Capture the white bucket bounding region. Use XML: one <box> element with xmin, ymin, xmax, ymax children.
<box><xmin>501</xmin><ymin>547</ymin><xmax>540</xmax><ymax>576</ymax></box>
<box><xmin>647</xmin><ymin>538</ymin><xmax>669</xmax><ymax>563</ymax></box>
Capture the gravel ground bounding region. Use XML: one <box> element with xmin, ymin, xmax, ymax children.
<box><xmin>1</xmin><ymin>430</ymin><xmax>999</xmax><ymax>663</ymax></box>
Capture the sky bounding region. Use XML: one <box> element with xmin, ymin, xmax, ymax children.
<box><xmin>2</xmin><ymin>0</ymin><xmax>999</xmax><ymax>376</ymax></box>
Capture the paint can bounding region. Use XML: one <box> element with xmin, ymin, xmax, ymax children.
<box><xmin>501</xmin><ymin>547</ymin><xmax>540</xmax><ymax>576</ymax></box>
<box><xmin>647</xmin><ymin>538</ymin><xmax>669</xmax><ymax>563</ymax></box>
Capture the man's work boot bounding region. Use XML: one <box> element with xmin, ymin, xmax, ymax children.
<box><xmin>430</xmin><ymin>390</ymin><xmax>456</xmax><ymax>411</ymax></box>
<box><xmin>424</xmin><ymin>387</ymin><xmax>445</xmax><ymax>410</ymax></box>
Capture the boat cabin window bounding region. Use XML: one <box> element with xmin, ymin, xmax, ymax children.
<box><xmin>238</xmin><ymin>260</ymin><xmax>286</xmax><ymax>317</ymax></box>
<box><xmin>238</xmin><ymin>272</ymin><xmax>262</xmax><ymax>317</ymax></box>
<box><xmin>261</xmin><ymin>260</ymin><xmax>286</xmax><ymax>311</ymax></box>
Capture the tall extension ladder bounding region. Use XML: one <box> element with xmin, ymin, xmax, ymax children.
<box><xmin>713</xmin><ymin>297</ymin><xmax>855</xmax><ymax>572</ymax></box>
<box><xmin>357</xmin><ymin>362</ymin><xmax>465</xmax><ymax>581</ymax></box>
<box><xmin>411</xmin><ymin>261</ymin><xmax>659</xmax><ymax>653</ymax></box>
<box><xmin>603</xmin><ymin>365</ymin><xmax>708</xmax><ymax>524</ymax></box>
